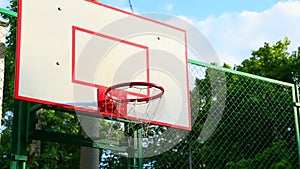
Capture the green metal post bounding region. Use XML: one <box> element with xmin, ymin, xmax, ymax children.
<box><xmin>133</xmin><ymin>130</ymin><xmax>138</xmax><ymax>169</ymax></box>
<box><xmin>137</xmin><ymin>128</ymin><xmax>143</xmax><ymax>169</ymax></box>
<box><xmin>132</xmin><ymin>128</ymin><xmax>143</xmax><ymax>169</ymax></box>
<box><xmin>293</xmin><ymin>84</ymin><xmax>300</xmax><ymax>165</ymax></box>
<box><xmin>127</xmin><ymin>126</ymin><xmax>143</xmax><ymax>169</ymax></box>
<box><xmin>11</xmin><ymin>100</ymin><xmax>28</xmax><ymax>169</ymax></box>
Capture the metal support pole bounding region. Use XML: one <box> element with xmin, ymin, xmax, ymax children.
<box><xmin>132</xmin><ymin>128</ymin><xmax>143</xmax><ymax>169</ymax></box>
<box><xmin>293</xmin><ymin>84</ymin><xmax>300</xmax><ymax>165</ymax></box>
<box><xmin>137</xmin><ymin>128</ymin><xmax>143</xmax><ymax>169</ymax></box>
<box><xmin>10</xmin><ymin>100</ymin><xmax>28</xmax><ymax>169</ymax></box>
<box><xmin>127</xmin><ymin>125</ymin><xmax>143</xmax><ymax>169</ymax></box>
<box><xmin>133</xmin><ymin>130</ymin><xmax>138</xmax><ymax>168</ymax></box>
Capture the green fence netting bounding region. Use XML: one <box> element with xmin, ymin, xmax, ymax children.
<box><xmin>141</xmin><ymin>61</ymin><xmax>299</xmax><ymax>169</ymax></box>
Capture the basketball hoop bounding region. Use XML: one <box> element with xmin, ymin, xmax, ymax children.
<box><xmin>98</xmin><ymin>82</ymin><xmax>164</xmax><ymax>117</ymax></box>
<box><xmin>105</xmin><ymin>82</ymin><xmax>164</xmax><ymax>103</ymax></box>
<box><xmin>99</xmin><ymin>82</ymin><xmax>165</xmax><ymax>139</ymax></box>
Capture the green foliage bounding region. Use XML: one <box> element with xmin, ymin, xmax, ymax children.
<box><xmin>236</xmin><ymin>37</ymin><xmax>300</xmax><ymax>83</ymax></box>
<box><xmin>98</xmin><ymin>119</ymin><xmax>124</xmax><ymax>140</ymax></box>
<box><xmin>26</xmin><ymin>110</ymin><xmax>81</xmax><ymax>168</ymax></box>
<box><xmin>226</xmin><ymin>141</ymin><xmax>293</xmax><ymax>169</ymax></box>
<box><xmin>29</xmin><ymin>142</ymin><xmax>80</xmax><ymax>169</ymax></box>
<box><xmin>40</xmin><ymin>110</ymin><xmax>80</xmax><ymax>134</ymax></box>
<box><xmin>0</xmin><ymin>0</ymin><xmax>18</xmax><ymax>168</ymax></box>
<box><xmin>2</xmin><ymin>0</ymin><xmax>17</xmax><ymax>114</ymax></box>
<box><xmin>100</xmin><ymin>150</ymin><xmax>128</xmax><ymax>169</ymax></box>
<box><xmin>0</xmin><ymin>128</ymin><xmax>12</xmax><ymax>169</ymax></box>
<box><xmin>143</xmin><ymin>39</ymin><xmax>299</xmax><ymax>168</ymax></box>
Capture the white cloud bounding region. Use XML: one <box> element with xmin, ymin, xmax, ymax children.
<box><xmin>165</xmin><ymin>3</ymin><xmax>174</xmax><ymax>12</ymax></box>
<box><xmin>177</xmin><ymin>15</ymin><xmax>196</xmax><ymax>25</ymax></box>
<box><xmin>194</xmin><ymin>1</ymin><xmax>300</xmax><ymax>66</ymax></box>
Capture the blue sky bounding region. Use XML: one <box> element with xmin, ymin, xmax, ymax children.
<box><xmin>100</xmin><ymin>0</ymin><xmax>300</xmax><ymax>66</ymax></box>
<box><xmin>1</xmin><ymin>0</ymin><xmax>299</xmax><ymax>66</ymax></box>
<box><xmin>102</xmin><ymin>0</ymin><xmax>288</xmax><ymax>19</ymax></box>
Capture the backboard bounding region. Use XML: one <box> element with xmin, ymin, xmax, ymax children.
<box><xmin>15</xmin><ymin>0</ymin><xmax>191</xmax><ymax>130</ymax></box>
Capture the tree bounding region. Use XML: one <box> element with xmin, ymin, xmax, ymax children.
<box><xmin>236</xmin><ymin>37</ymin><xmax>300</xmax><ymax>83</ymax></box>
<box><xmin>144</xmin><ymin>38</ymin><xmax>299</xmax><ymax>168</ymax></box>
<box><xmin>0</xmin><ymin>0</ymin><xmax>18</xmax><ymax>168</ymax></box>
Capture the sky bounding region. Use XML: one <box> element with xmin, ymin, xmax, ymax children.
<box><xmin>1</xmin><ymin>0</ymin><xmax>300</xmax><ymax>66</ymax></box>
<box><xmin>98</xmin><ymin>0</ymin><xmax>300</xmax><ymax>66</ymax></box>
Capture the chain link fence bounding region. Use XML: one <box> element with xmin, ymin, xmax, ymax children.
<box><xmin>142</xmin><ymin>61</ymin><xmax>299</xmax><ymax>169</ymax></box>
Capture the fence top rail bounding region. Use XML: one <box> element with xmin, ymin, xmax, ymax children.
<box><xmin>188</xmin><ymin>59</ymin><xmax>294</xmax><ymax>87</ymax></box>
<box><xmin>0</xmin><ymin>8</ymin><xmax>17</xmax><ymax>17</ymax></box>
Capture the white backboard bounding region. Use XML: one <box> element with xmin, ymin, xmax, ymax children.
<box><xmin>15</xmin><ymin>0</ymin><xmax>191</xmax><ymax>130</ymax></box>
